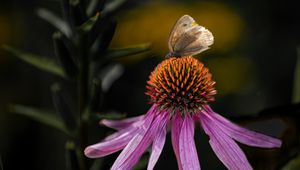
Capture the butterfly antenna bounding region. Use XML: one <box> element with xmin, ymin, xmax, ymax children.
<box><xmin>165</xmin><ymin>52</ymin><xmax>174</xmax><ymax>58</ymax></box>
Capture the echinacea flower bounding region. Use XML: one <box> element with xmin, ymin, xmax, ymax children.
<box><xmin>85</xmin><ymin>56</ymin><xmax>282</xmax><ymax>170</ymax></box>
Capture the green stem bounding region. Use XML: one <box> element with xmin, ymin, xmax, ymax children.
<box><xmin>78</xmin><ymin>36</ymin><xmax>89</xmax><ymax>170</ymax></box>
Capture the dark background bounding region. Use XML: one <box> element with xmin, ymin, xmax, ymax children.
<box><xmin>0</xmin><ymin>0</ymin><xmax>299</xmax><ymax>169</ymax></box>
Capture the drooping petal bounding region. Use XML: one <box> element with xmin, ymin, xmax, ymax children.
<box><xmin>203</xmin><ymin>105</ymin><xmax>282</xmax><ymax>148</ymax></box>
<box><xmin>171</xmin><ymin>112</ymin><xmax>184</xmax><ymax>170</ymax></box>
<box><xmin>147</xmin><ymin>114</ymin><xmax>169</xmax><ymax>170</ymax></box>
<box><xmin>84</xmin><ymin>129</ymin><xmax>134</xmax><ymax>158</ymax></box>
<box><xmin>85</xmin><ymin>122</ymin><xmax>148</xmax><ymax>158</ymax></box>
<box><xmin>103</xmin><ymin>114</ymin><xmax>150</xmax><ymax>141</ymax></box>
<box><xmin>104</xmin><ymin>105</ymin><xmax>157</xmax><ymax>141</ymax></box>
<box><xmin>200</xmin><ymin>113</ymin><xmax>252</xmax><ymax>170</ymax></box>
<box><xmin>100</xmin><ymin>115</ymin><xmax>144</xmax><ymax>130</ymax></box>
<box><xmin>100</xmin><ymin>104</ymin><xmax>157</xmax><ymax>131</ymax></box>
<box><xmin>179</xmin><ymin>114</ymin><xmax>201</xmax><ymax>170</ymax></box>
<box><xmin>85</xmin><ymin>107</ymin><xmax>156</xmax><ymax>158</ymax></box>
<box><xmin>111</xmin><ymin>111</ymin><xmax>169</xmax><ymax>170</ymax></box>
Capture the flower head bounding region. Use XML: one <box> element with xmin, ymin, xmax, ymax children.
<box><xmin>146</xmin><ymin>56</ymin><xmax>216</xmax><ymax>112</ymax></box>
<box><xmin>85</xmin><ymin>56</ymin><xmax>281</xmax><ymax>170</ymax></box>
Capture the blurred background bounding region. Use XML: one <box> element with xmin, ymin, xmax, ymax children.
<box><xmin>0</xmin><ymin>0</ymin><xmax>299</xmax><ymax>169</ymax></box>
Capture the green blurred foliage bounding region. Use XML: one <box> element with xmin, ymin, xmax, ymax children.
<box><xmin>283</xmin><ymin>154</ymin><xmax>300</xmax><ymax>170</ymax></box>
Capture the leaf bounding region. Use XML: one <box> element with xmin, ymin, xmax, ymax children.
<box><xmin>53</xmin><ymin>32</ymin><xmax>79</xmax><ymax>78</ymax></box>
<box><xmin>90</xmin><ymin>159</ymin><xmax>103</xmax><ymax>170</ymax></box>
<box><xmin>90</xmin><ymin>19</ymin><xmax>117</xmax><ymax>57</ymax></box>
<box><xmin>292</xmin><ymin>47</ymin><xmax>300</xmax><ymax>103</ymax></box>
<box><xmin>8</xmin><ymin>104</ymin><xmax>70</xmax><ymax>135</ymax></box>
<box><xmin>79</xmin><ymin>12</ymin><xmax>100</xmax><ymax>32</ymax></box>
<box><xmin>65</xmin><ymin>141</ymin><xmax>80</xmax><ymax>170</ymax></box>
<box><xmin>2</xmin><ymin>45</ymin><xmax>66</xmax><ymax>78</ymax></box>
<box><xmin>86</xmin><ymin>0</ymin><xmax>106</xmax><ymax>16</ymax></box>
<box><xmin>80</xmin><ymin>13</ymin><xmax>112</xmax><ymax>48</ymax></box>
<box><xmin>36</xmin><ymin>8</ymin><xmax>72</xmax><ymax>37</ymax></box>
<box><xmin>95</xmin><ymin>112</ymin><xmax>126</xmax><ymax>120</ymax></box>
<box><xmin>104</xmin><ymin>43</ymin><xmax>151</xmax><ymax>59</ymax></box>
<box><xmin>102</xmin><ymin>0</ymin><xmax>127</xmax><ymax>16</ymax></box>
<box><xmin>98</xmin><ymin>63</ymin><xmax>124</xmax><ymax>92</ymax></box>
<box><xmin>69</xmin><ymin>0</ymin><xmax>87</xmax><ymax>27</ymax></box>
<box><xmin>61</xmin><ymin>0</ymin><xmax>71</xmax><ymax>27</ymax></box>
<box><xmin>51</xmin><ymin>83</ymin><xmax>78</xmax><ymax>131</ymax></box>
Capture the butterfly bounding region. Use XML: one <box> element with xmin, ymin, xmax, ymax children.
<box><xmin>167</xmin><ymin>15</ymin><xmax>214</xmax><ymax>58</ymax></box>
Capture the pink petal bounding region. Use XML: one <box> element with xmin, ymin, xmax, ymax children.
<box><xmin>147</xmin><ymin>114</ymin><xmax>169</xmax><ymax>170</ymax></box>
<box><xmin>111</xmin><ymin>111</ymin><xmax>169</xmax><ymax>170</ymax></box>
<box><xmin>103</xmin><ymin>115</ymin><xmax>149</xmax><ymax>141</ymax></box>
<box><xmin>179</xmin><ymin>114</ymin><xmax>201</xmax><ymax>170</ymax></box>
<box><xmin>85</xmin><ymin>107</ymin><xmax>156</xmax><ymax>158</ymax></box>
<box><xmin>84</xmin><ymin>128</ymin><xmax>134</xmax><ymax>158</ymax></box>
<box><xmin>104</xmin><ymin>105</ymin><xmax>158</xmax><ymax>141</ymax></box>
<box><xmin>100</xmin><ymin>115</ymin><xmax>144</xmax><ymax>130</ymax></box>
<box><xmin>171</xmin><ymin>112</ymin><xmax>184</xmax><ymax>170</ymax></box>
<box><xmin>200</xmin><ymin>113</ymin><xmax>252</xmax><ymax>170</ymax></box>
<box><xmin>203</xmin><ymin>105</ymin><xmax>282</xmax><ymax>148</ymax></box>
<box><xmin>103</xmin><ymin>125</ymin><xmax>137</xmax><ymax>141</ymax></box>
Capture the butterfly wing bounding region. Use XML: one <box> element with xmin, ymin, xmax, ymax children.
<box><xmin>168</xmin><ymin>15</ymin><xmax>196</xmax><ymax>54</ymax></box>
<box><xmin>173</xmin><ymin>26</ymin><xmax>202</xmax><ymax>55</ymax></box>
<box><xmin>175</xmin><ymin>26</ymin><xmax>214</xmax><ymax>56</ymax></box>
<box><xmin>168</xmin><ymin>15</ymin><xmax>214</xmax><ymax>57</ymax></box>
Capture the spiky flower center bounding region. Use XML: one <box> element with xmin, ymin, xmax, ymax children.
<box><xmin>146</xmin><ymin>56</ymin><xmax>216</xmax><ymax>113</ymax></box>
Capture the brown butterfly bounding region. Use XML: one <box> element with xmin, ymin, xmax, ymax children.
<box><xmin>167</xmin><ymin>15</ymin><xmax>214</xmax><ymax>57</ymax></box>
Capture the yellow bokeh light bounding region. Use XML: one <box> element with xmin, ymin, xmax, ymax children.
<box><xmin>111</xmin><ymin>2</ymin><xmax>244</xmax><ymax>55</ymax></box>
<box><xmin>206</xmin><ymin>56</ymin><xmax>256</xmax><ymax>95</ymax></box>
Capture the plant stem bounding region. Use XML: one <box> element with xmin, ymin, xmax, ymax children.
<box><xmin>78</xmin><ymin>37</ymin><xmax>89</xmax><ymax>170</ymax></box>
